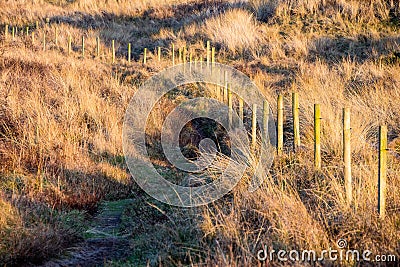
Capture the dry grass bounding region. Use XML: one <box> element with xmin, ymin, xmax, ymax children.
<box><xmin>0</xmin><ymin>0</ymin><xmax>399</xmax><ymax>265</ymax></box>
<box><xmin>202</xmin><ymin>9</ymin><xmax>263</xmax><ymax>54</ymax></box>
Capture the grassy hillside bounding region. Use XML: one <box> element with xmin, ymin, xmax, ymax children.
<box><xmin>0</xmin><ymin>0</ymin><xmax>399</xmax><ymax>265</ymax></box>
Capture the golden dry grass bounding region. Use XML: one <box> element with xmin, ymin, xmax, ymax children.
<box><xmin>0</xmin><ymin>0</ymin><xmax>399</xmax><ymax>265</ymax></box>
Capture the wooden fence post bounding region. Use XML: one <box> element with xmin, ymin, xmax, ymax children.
<box><xmin>378</xmin><ymin>125</ymin><xmax>387</xmax><ymax>219</ymax></box>
<box><xmin>314</xmin><ymin>104</ymin><xmax>321</xmax><ymax>169</ymax></box>
<box><xmin>12</xmin><ymin>27</ymin><xmax>15</xmax><ymax>40</ymax></box>
<box><xmin>228</xmin><ymin>84</ymin><xmax>233</xmax><ymax>129</ymax></box>
<box><xmin>68</xmin><ymin>35</ymin><xmax>72</xmax><ymax>55</ymax></box>
<box><xmin>223</xmin><ymin>71</ymin><xmax>228</xmax><ymax>104</ymax></box>
<box><xmin>43</xmin><ymin>32</ymin><xmax>46</xmax><ymax>51</ymax></box>
<box><xmin>143</xmin><ymin>47</ymin><xmax>147</xmax><ymax>64</ymax></box>
<box><xmin>96</xmin><ymin>37</ymin><xmax>100</xmax><ymax>58</ymax></box>
<box><xmin>252</xmin><ymin>104</ymin><xmax>257</xmax><ymax>150</ymax></box>
<box><xmin>26</xmin><ymin>26</ymin><xmax>29</xmax><ymax>37</ymax></box>
<box><xmin>158</xmin><ymin>46</ymin><xmax>161</xmax><ymax>61</ymax></box>
<box><xmin>81</xmin><ymin>36</ymin><xmax>85</xmax><ymax>57</ymax></box>
<box><xmin>128</xmin><ymin>43</ymin><xmax>131</xmax><ymax>63</ymax></box>
<box><xmin>277</xmin><ymin>95</ymin><xmax>284</xmax><ymax>155</ymax></box>
<box><xmin>206</xmin><ymin>40</ymin><xmax>210</xmax><ymax>67</ymax></box>
<box><xmin>239</xmin><ymin>97</ymin><xmax>244</xmax><ymax>124</ymax></box>
<box><xmin>112</xmin><ymin>40</ymin><xmax>115</xmax><ymax>64</ymax></box>
<box><xmin>292</xmin><ymin>92</ymin><xmax>300</xmax><ymax>152</ymax></box>
<box><xmin>263</xmin><ymin>100</ymin><xmax>269</xmax><ymax>142</ymax></box>
<box><xmin>4</xmin><ymin>24</ymin><xmax>8</xmax><ymax>39</ymax></box>
<box><xmin>172</xmin><ymin>43</ymin><xmax>175</xmax><ymax>66</ymax></box>
<box><xmin>343</xmin><ymin>107</ymin><xmax>352</xmax><ymax>204</ymax></box>
<box><xmin>211</xmin><ymin>46</ymin><xmax>215</xmax><ymax>67</ymax></box>
<box><xmin>54</xmin><ymin>28</ymin><xmax>58</xmax><ymax>46</ymax></box>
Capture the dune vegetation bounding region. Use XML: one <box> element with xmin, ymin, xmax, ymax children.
<box><xmin>0</xmin><ymin>0</ymin><xmax>399</xmax><ymax>265</ymax></box>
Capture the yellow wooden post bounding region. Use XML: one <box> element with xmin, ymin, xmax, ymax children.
<box><xmin>158</xmin><ymin>46</ymin><xmax>161</xmax><ymax>61</ymax></box>
<box><xmin>292</xmin><ymin>92</ymin><xmax>300</xmax><ymax>152</ymax></box>
<box><xmin>239</xmin><ymin>97</ymin><xmax>244</xmax><ymax>124</ymax></box>
<box><xmin>183</xmin><ymin>46</ymin><xmax>186</xmax><ymax>64</ymax></box>
<box><xmin>263</xmin><ymin>100</ymin><xmax>269</xmax><ymax>142</ymax></box>
<box><xmin>314</xmin><ymin>104</ymin><xmax>321</xmax><ymax>169</ymax></box>
<box><xmin>4</xmin><ymin>24</ymin><xmax>8</xmax><ymax>39</ymax></box>
<box><xmin>277</xmin><ymin>95</ymin><xmax>284</xmax><ymax>155</ymax></box>
<box><xmin>172</xmin><ymin>43</ymin><xmax>175</xmax><ymax>66</ymax></box>
<box><xmin>112</xmin><ymin>40</ymin><xmax>115</xmax><ymax>64</ymax></box>
<box><xmin>343</xmin><ymin>107</ymin><xmax>352</xmax><ymax>204</ymax></box>
<box><xmin>206</xmin><ymin>40</ymin><xmax>210</xmax><ymax>67</ymax></box>
<box><xmin>54</xmin><ymin>27</ymin><xmax>58</xmax><ymax>46</ymax></box>
<box><xmin>223</xmin><ymin>71</ymin><xmax>228</xmax><ymax>104</ymax></box>
<box><xmin>68</xmin><ymin>35</ymin><xmax>72</xmax><ymax>55</ymax></box>
<box><xmin>128</xmin><ymin>43</ymin><xmax>131</xmax><ymax>63</ymax></box>
<box><xmin>228</xmin><ymin>84</ymin><xmax>233</xmax><ymax>129</ymax></box>
<box><xmin>211</xmin><ymin>46</ymin><xmax>215</xmax><ymax>66</ymax></box>
<box><xmin>378</xmin><ymin>125</ymin><xmax>387</xmax><ymax>219</ymax></box>
<box><xmin>96</xmin><ymin>37</ymin><xmax>100</xmax><ymax>58</ymax></box>
<box><xmin>143</xmin><ymin>47</ymin><xmax>147</xmax><ymax>64</ymax></box>
<box><xmin>252</xmin><ymin>104</ymin><xmax>257</xmax><ymax>150</ymax></box>
<box><xmin>81</xmin><ymin>36</ymin><xmax>85</xmax><ymax>57</ymax></box>
<box><xmin>43</xmin><ymin>32</ymin><xmax>46</xmax><ymax>51</ymax></box>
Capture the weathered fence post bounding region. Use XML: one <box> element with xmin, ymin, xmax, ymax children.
<box><xmin>26</xmin><ymin>26</ymin><xmax>29</xmax><ymax>37</ymax></box>
<box><xmin>277</xmin><ymin>94</ymin><xmax>284</xmax><ymax>155</ymax></box>
<box><xmin>128</xmin><ymin>43</ymin><xmax>131</xmax><ymax>63</ymax></box>
<box><xmin>112</xmin><ymin>40</ymin><xmax>115</xmax><ymax>64</ymax></box>
<box><xmin>314</xmin><ymin>104</ymin><xmax>321</xmax><ymax>169</ymax></box>
<box><xmin>239</xmin><ymin>97</ymin><xmax>244</xmax><ymax>124</ymax></box>
<box><xmin>211</xmin><ymin>46</ymin><xmax>215</xmax><ymax>67</ymax></box>
<box><xmin>54</xmin><ymin>27</ymin><xmax>58</xmax><ymax>46</ymax></box>
<box><xmin>292</xmin><ymin>92</ymin><xmax>300</xmax><ymax>152</ymax></box>
<box><xmin>223</xmin><ymin>71</ymin><xmax>228</xmax><ymax>104</ymax></box>
<box><xmin>68</xmin><ymin>35</ymin><xmax>72</xmax><ymax>55</ymax></box>
<box><xmin>228</xmin><ymin>84</ymin><xmax>233</xmax><ymax>129</ymax></box>
<box><xmin>4</xmin><ymin>24</ymin><xmax>8</xmax><ymax>39</ymax></box>
<box><xmin>343</xmin><ymin>107</ymin><xmax>352</xmax><ymax>204</ymax></box>
<box><xmin>378</xmin><ymin>125</ymin><xmax>387</xmax><ymax>219</ymax></box>
<box><xmin>12</xmin><ymin>27</ymin><xmax>15</xmax><ymax>40</ymax></box>
<box><xmin>263</xmin><ymin>100</ymin><xmax>269</xmax><ymax>142</ymax></box>
<box><xmin>43</xmin><ymin>32</ymin><xmax>46</xmax><ymax>51</ymax></box>
<box><xmin>158</xmin><ymin>46</ymin><xmax>161</xmax><ymax>61</ymax></box>
<box><xmin>172</xmin><ymin>43</ymin><xmax>175</xmax><ymax>66</ymax></box>
<box><xmin>143</xmin><ymin>47</ymin><xmax>147</xmax><ymax>64</ymax></box>
<box><xmin>252</xmin><ymin>104</ymin><xmax>257</xmax><ymax>150</ymax></box>
<box><xmin>206</xmin><ymin>40</ymin><xmax>210</xmax><ymax>67</ymax></box>
<box><xmin>96</xmin><ymin>37</ymin><xmax>100</xmax><ymax>58</ymax></box>
<box><xmin>81</xmin><ymin>36</ymin><xmax>85</xmax><ymax>57</ymax></box>
<box><xmin>32</xmin><ymin>32</ymin><xmax>35</xmax><ymax>43</ymax></box>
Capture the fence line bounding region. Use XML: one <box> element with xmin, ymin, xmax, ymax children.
<box><xmin>1</xmin><ymin>24</ymin><xmax>391</xmax><ymax>219</ymax></box>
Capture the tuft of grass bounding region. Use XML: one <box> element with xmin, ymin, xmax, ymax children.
<box><xmin>202</xmin><ymin>9</ymin><xmax>263</xmax><ymax>55</ymax></box>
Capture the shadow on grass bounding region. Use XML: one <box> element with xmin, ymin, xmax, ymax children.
<box><xmin>48</xmin><ymin>0</ymin><xmax>245</xmax><ymax>58</ymax></box>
